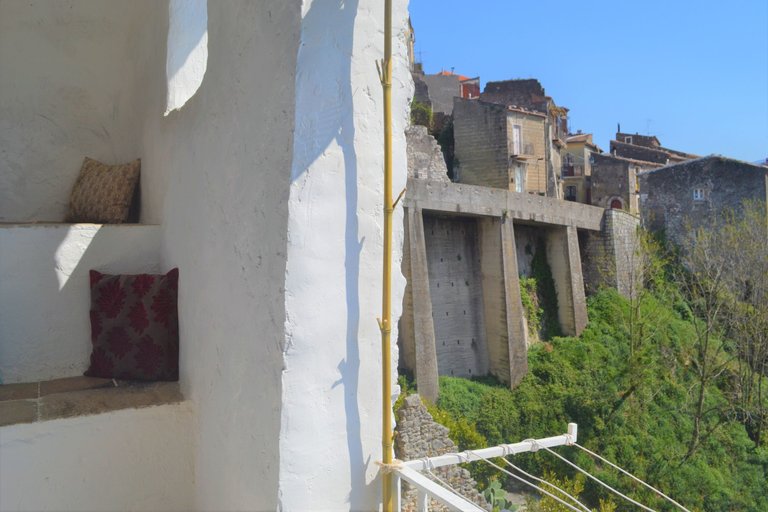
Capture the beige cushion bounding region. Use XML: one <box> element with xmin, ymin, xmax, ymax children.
<box><xmin>67</xmin><ymin>157</ymin><xmax>140</xmax><ymax>223</ymax></box>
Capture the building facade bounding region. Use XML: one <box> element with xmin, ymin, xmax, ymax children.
<box><xmin>640</xmin><ymin>156</ymin><xmax>768</xmax><ymax>243</ymax></box>
<box><xmin>452</xmin><ymin>98</ymin><xmax>549</xmax><ymax>194</ymax></box>
<box><xmin>562</xmin><ymin>132</ymin><xmax>601</xmax><ymax>204</ymax></box>
<box><xmin>480</xmin><ymin>79</ymin><xmax>569</xmax><ymax>197</ymax></box>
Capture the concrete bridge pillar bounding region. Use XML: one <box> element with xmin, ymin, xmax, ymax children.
<box><xmin>403</xmin><ymin>207</ymin><xmax>439</xmax><ymax>403</ymax></box>
<box><xmin>500</xmin><ymin>219</ymin><xmax>529</xmax><ymax>387</ymax></box>
<box><xmin>478</xmin><ymin>217</ymin><xmax>528</xmax><ymax>388</ymax></box>
<box><xmin>546</xmin><ymin>225</ymin><xmax>588</xmax><ymax>336</ymax></box>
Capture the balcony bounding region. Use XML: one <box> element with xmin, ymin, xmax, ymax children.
<box><xmin>561</xmin><ymin>164</ymin><xmax>585</xmax><ymax>177</ymax></box>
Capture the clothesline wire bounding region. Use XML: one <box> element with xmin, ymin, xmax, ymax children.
<box><xmin>420</xmin><ymin>457</ymin><xmax>465</xmax><ymax>499</ymax></box>
<box><xmin>469</xmin><ymin>452</ymin><xmax>585</xmax><ymax>512</ymax></box>
<box><xmin>572</xmin><ymin>442</ymin><xmax>691</xmax><ymax>512</ymax></box>
<box><xmin>541</xmin><ymin>446</ymin><xmax>658</xmax><ymax>512</ymax></box>
<box><xmin>500</xmin><ymin>458</ymin><xmax>591</xmax><ymax>512</ymax></box>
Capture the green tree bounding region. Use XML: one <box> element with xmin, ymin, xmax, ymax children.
<box><xmin>675</xmin><ymin>219</ymin><xmax>739</xmax><ymax>458</ymax></box>
<box><xmin>717</xmin><ymin>202</ymin><xmax>768</xmax><ymax>447</ymax></box>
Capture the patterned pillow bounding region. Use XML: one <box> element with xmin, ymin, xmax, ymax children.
<box><xmin>67</xmin><ymin>157</ymin><xmax>141</xmax><ymax>223</ymax></box>
<box><xmin>85</xmin><ymin>268</ymin><xmax>179</xmax><ymax>381</ymax></box>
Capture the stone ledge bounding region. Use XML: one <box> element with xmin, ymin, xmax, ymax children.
<box><xmin>0</xmin><ymin>377</ymin><xmax>182</xmax><ymax>427</ymax></box>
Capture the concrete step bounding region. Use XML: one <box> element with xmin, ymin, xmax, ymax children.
<box><xmin>0</xmin><ymin>376</ymin><xmax>182</xmax><ymax>427</ymax></box>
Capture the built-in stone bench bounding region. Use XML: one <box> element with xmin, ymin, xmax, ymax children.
<box><xmin>0</xmin><ymin>376</ymin><xmax>182</xmax><ymax>427</ymax></box>
<box><xmin>0</xmin><ymin>223</ymin><xmax>162</xmax><ymax>383</ymax></box>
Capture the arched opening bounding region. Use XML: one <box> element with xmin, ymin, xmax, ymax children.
<box><xmin>610</xmin><ymin>198</ymin><xmax>623</xmax><ymax>210</ymax></box>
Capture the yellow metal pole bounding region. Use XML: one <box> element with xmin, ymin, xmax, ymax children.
<box><xmin>379</xmin><ymin>0</ymin><xmax>394</xmax><ymax>510</ymax></box>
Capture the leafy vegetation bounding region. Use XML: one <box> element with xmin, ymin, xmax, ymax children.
<box><xmin>416</xmin><ymin>286</ymin><xmax>768</xmax><ymax>511</ymax></box>
<box><xmin>398</xmin><ymin>206</ymin><xmax>767</xmax><ymax>511</ymax></box>
<box><xmin>519</xmin><ymin>276</ymin><xmax>542</xmax><ymax>342</ymax></box>
<box><xmin>530</xmin><ymin>241</ymin><xmax>561</xmax><ymax>339</ymax></box>
<box><xmin>410</xmin><ymin>100</ymin><xmax>433</xmax><ymax>129</ymax></box>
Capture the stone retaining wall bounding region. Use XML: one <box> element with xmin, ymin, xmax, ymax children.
<box><xmin>395</xmin><ymin>394</ymin><xmax>490</xmax><ymax>511</ymax></box>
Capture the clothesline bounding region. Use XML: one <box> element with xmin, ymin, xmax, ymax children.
<box><xmin>408</xmin><ymin>425</ymin><xmax>690</xmax><ymax>512</ymax></box>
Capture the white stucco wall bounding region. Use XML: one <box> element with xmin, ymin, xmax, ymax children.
<box><xmin>0</xmin><ymin>224</ymin><xmax>161</xmax><ymax>384</ymax></box>
<box><xmin>165</xmin><ymin>0</ymin><xmax>208</xmax><ymax>115</ymax></box>
<box><xmin>139</xmin><ymin>2</ymin><xmax>301</xmax><ymax>509</ymax></box>
<box><xmin>3</xmin><ymin>1</ymin><xmax>412</xmax><ymax>509</ymax></box>
<box><xmin>279</xmin><ymin>1</ymin><xmax>412</xmax><ymax>510</ymax></box>
<box><xmin>0</xmin><ymin>0</ymin><xmax>159</xmax><ymax>222</ymax></box>
<box><xmin>0</xmin><ymin>402</ymin><xmax>195</xmax><ymax>511</ymax></box>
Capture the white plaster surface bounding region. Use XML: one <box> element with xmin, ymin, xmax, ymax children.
<box><xmin>140</xmin><ymin>2</ymin><xmax>301</xmax><ymax>509</ymax></box>
<box><xmin>279</xmin><ymin>0</ymin><xmax>412</xmax><ymax>509</ymax></box>
<box><xmin>3</xmin><ymin>1</ymin><xmax>413</xmax><ymax>510</ymax></box>
<box><xmin>0</xmin><ymin>402</ymin><xmax>195</xmax><ymax>511</ymax></box>
<box><xmin>165</xmin><ymin>0</ymin><xmax>208</xmax><ymax>115</ymax></box>
<box><xmin>0</xmin><ymin>0</ymin><xmax>159</xmax><ymax>222</ymax></box>
<box><xmin>0</xmin><ymin>224</ymin><xmax>161</xmax><ymax>384</ymax></box>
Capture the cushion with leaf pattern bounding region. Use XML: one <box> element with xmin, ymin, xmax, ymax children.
<box><xmin>85</xmin><ymin>268</ymin><xmax>179</xmax><ymax>381</ymax></box>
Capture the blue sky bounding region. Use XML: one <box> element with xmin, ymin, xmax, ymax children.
<box><xmin>408</xmin><ymin>0</ymin><xmax>768</xmax><ymax>163</ymax></box>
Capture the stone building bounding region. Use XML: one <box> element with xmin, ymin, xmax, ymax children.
<box><xmin>479</xmin><ymin>79</ymin><xmax>569</xmax><ymax>197</ymax></box>
<box><xmin>413</xmin><ymin>69</ymin><xmax>480</xmax><ymax>116</ymax></box>
<box><xmin>589</xmin><ymin>153</ymin><xmax>649</xmax><ymax>214</ymax></box>
<box><xmin>640</xmin><ymin>155</ymin><xmax>768</xmax><ymax>243</ymax></box>
<box><xmin>610</xmin><ymin>131</ymin><xmax>697</xmax><ymax>166</ymax></box>
<box><xmin>452</xmin><ymin>98</ymin><xmax>548</xmax><ymax>194</ymax></box>
<box><xmin>562</xmin><ymin>132</ymin><xmax>602</xmax><ymax>204</ymax></box>
<box><xmin>0</xmin><ymin>1</ymin><xmax>412</xmax><ymax>511</ymax></box>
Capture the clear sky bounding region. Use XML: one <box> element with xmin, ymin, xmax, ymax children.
<box><xmin>408</xmin><ymin>0</ymin><xmax>768</xmax><ymax>163</ymax></box>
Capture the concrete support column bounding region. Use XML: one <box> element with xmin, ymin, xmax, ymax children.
<box><xmin>500</xmin><ymin>219</ymin><xmax>528</xmax><ymax>387</ymax></box>
<box><xmin>546</xmin><ymin>225</ymin><xmax>588</xmax><ymax>336</ymax></box>
<box><xmin>478</xmin><ymin>218</ymin><xmax>509</xmax><ymax>384</ymax></box>
<box><xmin>405</xmin><ymin>207</ymin><xmax>439</xmax><ymax>403</ymax></box>
<box><xmin>478</xmin><ymin>217</ymin><xmax>529</xmax><ymax>388</ymax></box>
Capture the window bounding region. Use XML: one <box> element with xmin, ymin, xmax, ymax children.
<box><xmin>565</xmin><ymin>186</ymin><xmax>577</xmax><ymax>201</ymax></box>
<box><xmin>624</xmin><ymin>136</ymin><xmax>633</xmax><ymax>144</ymax></box>
<box><xmin>693</xmin><ymin>188</ymin><xmax>705</xmax><ymax>201</ymax></box>
<box><xmin>513</xmin><ymin>164</ymin><xmax>525</xmax><ymax>193</ymax></box>
<box><xmin>512</xmin><ymin>125</ymin><xmax>522</xmax><ymax>155</ymax></box>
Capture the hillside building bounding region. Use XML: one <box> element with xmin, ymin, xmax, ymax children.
<box><xmin>452</xmin><ymin>98</ymin><xmax>549</xmax><ymax>194</ymax></box>
<box><xmin>640</xmin><ymin>155</ymin><xmax>768</xmax><ymax>243</ymax></box>
<box><xmin>562</xmin><ymin>132</ymin><xmax>601</xmax><ymax>204</ymax></box>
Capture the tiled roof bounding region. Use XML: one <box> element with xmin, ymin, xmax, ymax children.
<box><xmin>436</xmin><ymin>70</ymin><xmax>471</xmax><ymax>82</ymax></box>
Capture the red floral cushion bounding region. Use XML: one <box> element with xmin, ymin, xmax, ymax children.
<box><xmin>85</xmin><ymin>268</ymin><xmax>179</xmax><ymax>381</ymax></box>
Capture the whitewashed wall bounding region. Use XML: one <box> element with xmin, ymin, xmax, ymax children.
<box><xmin>0</xmin><ymin>1</ymin><xmax>411</xmax><ymax>510</ymax></box>
<box><xmin>279</xmin><ymin>0</ymin><xmax>412</xmax><ymax>509</ymax></box>
<box><xmin>141</xmin><ymin>2</ymin><xmax>301</xmax><ymax>509</ymax></box>
<box><xmin>0</xmin><ymin>403</ymin><xmax>195</xmax><ymax>511</ymax></box>
<box><xmin>0</xmin><ymin>0</ymin><xmax>159</xmax><ymax>222</ymax></box>
<box><xmin>0</xmin><ymin>224</ymin><xmax>161</xmax><ymax>384</ymax></box>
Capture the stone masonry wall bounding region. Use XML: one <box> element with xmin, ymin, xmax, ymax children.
<box><xmin>641</xmin><ymin>156</ymin><xmax>768</xmax><ymax>246</ymax></box>
<box><xmin>480</xmin><ymin>79</ymin><xmax>548</xmax><ymax>113</ymax></box>
<box><xmin>591</xmin><ymin>153</ymin><xmax>632</xmax><ymax>210</ymax></box>
<box><xmin>581</xmin><ymin>209</ymin><xmax>640</xmax><ymax>298</ymax></box>
<box><xmin>605</xmin><ymin>209</ymin><xmax>641</xmax><ymax>298</ymax></box>
<box><xmin>395</xmin><ymin>394</ymin><xmax>490</xmax><ymax>511</ymax></box>
<box><xmin>453</xmin><ymin>98</ymin><xmax>509</xmax><ymax>189</ymax></box>
<box><xmin>406</xmin><ymin>125</ymin><xmax>450</xmax><ymax>183</ymax></box>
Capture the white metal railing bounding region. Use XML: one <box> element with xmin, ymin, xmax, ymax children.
<box><xmin>391</xmin><ymin>423</ymin><xmax>578</xmax><ymax>511</ymax></box>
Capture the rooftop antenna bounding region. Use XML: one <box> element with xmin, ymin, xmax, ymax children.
<box><xmin>617</xmin><ymin>122</ymin><xmax>621</xmax><ymax>134</ymax></box>
<box><xmin>645</xmin><ymin>118</ymin><xmax>653</xmax><ymax>135</ymax></box>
